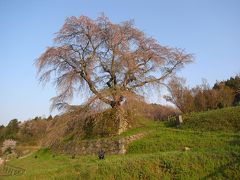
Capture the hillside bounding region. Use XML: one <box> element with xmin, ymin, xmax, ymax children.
<box><xmin>35</xmin><ymin>103</ymin><xmax>172</xmax><ymax>146</ymax></box>
<box><xmin>0</xmin><ymin>102</ymin><xmax>177</xmax><ymax>157</ymax></box>
<box><xmin>181</xmin><ymin>106</ymin><xmax>240</xmax><ymax>132</ymax></box>
<box><xmin>1</xmin><ymin>107</ymin><xmax>240</xmax><ymax>179</ymax></box>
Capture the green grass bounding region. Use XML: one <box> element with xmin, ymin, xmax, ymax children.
<box><xmin>1</xmin><ymin>108</ymin><xmax>240</xmax><ymax>179</ymax></box>
<box><xmin>181</xmin><ymin>106</ymin><xmax>240</xmax><ymax>132</ymax></box>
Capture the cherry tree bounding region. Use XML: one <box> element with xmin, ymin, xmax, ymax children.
<box><xmin>36</xmin><ymin>15</ymin><xmax>192</xmax><ymax>111</ymax></box>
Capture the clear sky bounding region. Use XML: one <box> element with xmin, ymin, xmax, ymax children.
<box><xmin>0</xmin><ymin>0</ymin><xmax>240</xmax><ymax>125</ymax></box>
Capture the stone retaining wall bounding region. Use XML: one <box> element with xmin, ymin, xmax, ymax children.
<box><xmin>51</xmin><ymin>133</ymin><xmax>145</xmax><ymax>155</ymax></box>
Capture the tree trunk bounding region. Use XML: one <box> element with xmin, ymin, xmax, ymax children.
<box><xmin>113</xmin><ymin>106</ymin><xmax>128</xmax><ymax>135</ymax></box>
<box><xmin>109</xmin><ymin>96</ymin><xmax>128</xmax><ymax>134</ymax></box>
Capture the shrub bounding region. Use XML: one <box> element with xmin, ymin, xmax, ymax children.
<box><xmin>1</xmin><ymin>139</ymin><xmax>17</xmax><ymax>154</ymax></box>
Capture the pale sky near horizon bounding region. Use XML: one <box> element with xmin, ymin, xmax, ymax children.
<box><xmin>0</xmin><ymin>0</ymin><xmax>240</xmax><ymax>125</ymax></box>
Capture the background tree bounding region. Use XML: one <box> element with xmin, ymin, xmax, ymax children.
<box><xmin>234</xmin><ymin>89</ymin><xmax>240</xmax><ymax>106</ymax></box>
<box><xmin>203</xmin><ymin>89</ymin><xmax>218</xmax><ymax>110</ymax></box>
<box><xmin>0</xmin><ymin>125</ymin><xmax>5</xmax><ymax>143</ymax></box>
<box><xmin>214</xmin><ymin>83</ymin><xmax>234</xmax><ymax>108</ymax></box>
<box><xmin>166</xmin><ymin>77</ymin><xmax>236</xmax><ymax>113</ymax></box>
<box><xmin>223</xmin><ymin>75</ymin><xmax>240</xmax><ymax>106</ymax></box>
<box><xmin>19</xmin><ymin>118</ymin><xmax>48</xmax><ymax>145</ymax></box>
<box><xmin>164</xmin><ymin>77</ymin><xmax>194</xmax><ymax>113</ymax></box>
<box><xmin>192</xmin><ymin>80</ymin><xmax>210</xmax><ymax>111</ymax></box>
<box><xmin>36</xmin><ymin>15</ymin><xmax>192</xmax><ymax>133</ymax></box>
<box><xmin>4</xmin><ymin>119</ymin><xmax>19</xmax><ymax>139</ymax></box>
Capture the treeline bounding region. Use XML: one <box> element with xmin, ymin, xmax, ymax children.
<box><xmin>0</xmin><ymin>116</ymin><xmax>52</xmax><ymax>146</ymax></box>
<box><xmin>165</xmin><ymin>75</ymin><xmax>240</xmax><ymax>113</ymax></box>
<box><xmin>0</xmin><ymin>119</ymin><xmax>19</xmax><ymax>143</ymax></box>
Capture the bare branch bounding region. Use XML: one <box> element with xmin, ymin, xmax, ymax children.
<box><xmin>36</xmin><ymin>14</ymin><xmax>193</xmax><ymax>110</ymax></box>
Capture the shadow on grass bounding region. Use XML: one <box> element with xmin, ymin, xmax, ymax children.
<box><xmin>229</xmin><ymin>134</ymin><xmax>240</xmax><ymax>146</ymax></box>
<box><xmin>200</xmin><ymin>158</ymin><xmax>240</xmax><ymax>180</ymax></box>
<box><xmin>200</xmin><ymin>134</ymin><xmax>240</xmax><ymax>179</ymax></box>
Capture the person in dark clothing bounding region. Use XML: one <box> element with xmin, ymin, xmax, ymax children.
<box><xmin>98</xmin><ymin>149</ymin><xmax>105</xmax><ymax>160</ymax></box>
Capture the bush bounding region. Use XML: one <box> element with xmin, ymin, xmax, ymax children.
<box><xmin>1</xmin><ymin>139</ymin><xmax>17</xmax><ymax>154</ymax></box>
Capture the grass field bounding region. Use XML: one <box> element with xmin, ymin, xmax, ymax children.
<box><xmin>181</xmin><ymin>106</ymin><xmax>240</xmax><ymax>132</ymax></box>
<box><xmin>1</xmin><ymin>107</ymin><xmax>240</xmax><ymax>179</ymax></box>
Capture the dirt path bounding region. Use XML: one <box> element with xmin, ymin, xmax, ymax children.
<box><xmin>19</xmin><ymin>152</ymin><xmax>34</xmax><ymax>159</ymax></box>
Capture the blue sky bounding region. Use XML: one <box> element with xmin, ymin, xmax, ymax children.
<box><xmin>0</xmin><ymin>0</ymin><xmax>239</xmax><ymax>125</ymax></box>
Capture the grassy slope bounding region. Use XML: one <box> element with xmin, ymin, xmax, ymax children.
<box><xmin>181</xmin><ymin>106</ymin><xmax>240</xmax><ymax>132</ymax></box>
<box><xmin>2</xmin><ymin>108</ymin><xmax>240</xmax><ymax>179</ymax></box>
